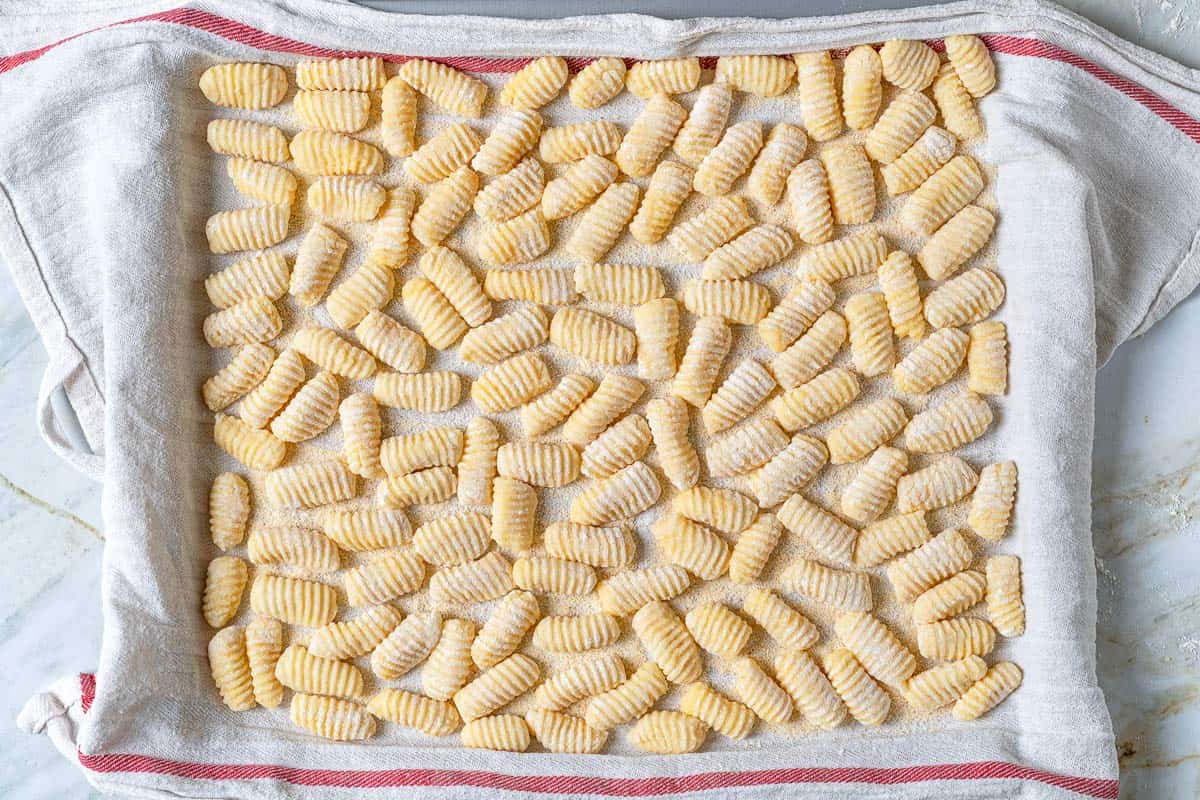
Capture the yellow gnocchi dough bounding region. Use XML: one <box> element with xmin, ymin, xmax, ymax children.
<box><xmin>782</xmin><ymin>558</ymin><xmax>873</xmax><ymax>611</ymax></box>
<box><xmin>774</xmin><ymin>649</ymin><xmax>847</xmax><ymax>729</ymax></box>
<box><xmin>747</xmin><ymin>124</ymin><xmax>808</xmax><ymax>206</ymax></box>
<box><xmin>986</xmin><ymin>555</ymin><xmax>1025</xmax><ymax>637</ymax></box>
<box><xmin>471</xmin><ymin>590</ymin><xmax>540</xmax><ymax>669</ymax></box>
<box><xmin>209</xmin><ymin>472</ymin><xmax>250</xmax><ymax>551</ymax></box>
<box><xmin>733</xmin><ymin>656</ymin><xmax>794</xmax><ymax>724</ymax></box>
<box><xmin>703</xmin><ymin>224</ymin><xmax>793</xmax><ymax>281</ymax></box>
<box><xmin>667</xmin><ymin>196</ymin><xmax>753</xmax><ymax>262</ymax></box>
<box><xmin>413</xmin><ymin>511</ymin><xmax>491</xmax><ymax>567</ymax></box>
<box><xmin>453</xmin><ymin>653</ymin><xmax>540</xmax><ymax>722</ymax></box>
<box><xmin>825</xmin><ymin>397</ymin><xmax>907</xmax><ymax>464</ymax></box>
<box><xmin>204</xmin><ymin>252</ymin><xmax>290</xmax><ymax>310</ymax></box>
<box><xmin>477</xmin><ymin>209</ymin><xmax>553</xmax><ymax>267</ymax></box>
<box><xmin>532</xmin><ymin>613</ymin><xmax>620</xmax><ymax>652</ymax></box>
<box><xmin>245</xmin><ymin>617</ymin><xmax>285</xmax><ymax>708</ymax></box>
<box><xmin>680</xmin><ymin>682</ymin><xmax>756</xmax><ymax>739</ymax></box>
<box><xmin>371</xmin><ymin>611</ymin><xmax>442</xmax><ymax>680</ymax></box>
<box><xmin>397</xmin><ymin>58</ymin><xmax>488</xmax><ymax>117</ymax></box>
<box><xmin>457</xmin><ymin>417</ymin><xmax>502</xmax><ymax>508</ymax></box>
<box><xmin>566</xmin><ymin>181</ymin><xmax>640</xmax><ymax>264</ymax></box>
<box><xmin>744</xmin><ymin>587</ymin><xmax>819</xmax><ymax>651</ymax></box>
<box><xmin>472</xmin><ymin>352</ymin><xmax>553</xmax><ymax>413</ymax></box>
<box><xmin>841</xmin><ymin>446</ymin><xmax>909</xmax><ymax>525</ymax></box>
<box><xmin>209</xmin><ymin>626</ymin><xmax>256</xmax><ymax>711</ymax></box>
<box><xmin>203</xmin><ymin>343</ymin><xmax>274</xmax><ymax>412</ymax></box>
<box><xmin>586</xmin><ymin>662</ymin><xmax>668</xmax><ymax>731</ymax></box>
<box><xmin>424</xmin><ymin>618</ymin><xmax>478</xmax><ymax>701</ymax></box>
<box><xmin>203</xmin><ymin>555</ymin><xmax>248</xmax><ymax>628</ymax></box>
<box><xmin>290</xmin><ymin>130</ymin><xmax>384</xmax><ymax>176</ymax></box>
<box><xmin>307</xmin><ymin>177</ymin><xmax>386</xmax><ymax>222</ymax></box>
<box><xmin>778</xmin><ymin>493</ymin><xmax>857</xmax><ymax>565</ymax></box>
<box><xmin>771</xmin><ymin>367</ymin><xmax>860</xmax><ymax>432</ymax></box>
<box><xmin>526</xmin><ymin>709</ymin><xmax>608</xmax><ymax>754</ymax></box>
<box><xmin>625</xmin><ymin>57</ymin><xmax>700</xmax><ymax>98</ymax></box>
<box><xmin>901</xmin><ymin>155</ymin><xmax>985</xmax><ymax>236</ymax></box>
<box><xmin>750</xmin><ymin>432</ymin><xmax>829</xmax><ymax>509</ymax></box>
<box><xmin>882</xmin><ymin>126</ymin><xmax>956</xmax><ymax>195</ymax></box>
<box><xmin>581</xmin><ymin>414</ymin><xmax>652</xmax><ymax>480</ymax></box>
<box><xmin>952</xmin><ymin>662</ymin><xmax>1022</xmax><ymax>721</ymax></box>
<box><xmin>501</xmin><ymin>56</ymin><xmax>568</xmax><ymax>109</ymax></box>
<box><xmin>249</xmin><ymin>573</ymin><xmax>338</xmax><ymax>627</ymax></box>
<box><xmin>729</xmin><ymin>513</ymin><xmax>784</xmax><ymax>585</ymax></box>
<box><xmin>381</xmin><ymin>76</ymin><xmax>418</xmax><ymax>158</ymax></box>
<box><xmin>684</xmin><ymin>602</ymin><xmax>752</xmax><ymax>657</ymax></box>
<box><xmin>308</xmin><ymin>605</ymin><xmax>403</xmax><ymax>661</ymax></box>
<box><xmin>615</xmin><ymin>95</ymin><xmax>687</xmax><ymax>177</ymax></box>
<box><xmin>521</xmin><ymin>374</ymin><xmax>596</xmax><ymax>438</ymax></box>
<box><xmin>645</xmin><ymin>396</ymin><xmax>700</xmax><ymax>490</ymax></box>
<box><xmin>845</xmin><ymin>292</ymin><xmax>896</xmax><ymax>377</ymax></box>
<box><xmin>916</xmin><ymin>617</ymin><xmax>997</xmax><ymax>660</ymax></box>
<box><xmin>905</xmin><ymin>656</ymin><xmax>987</xmax><ymax>711</ymax></box>
<box><xmin>575</xmin><ymin>263</ymin><xmax>665</xmax><ymax>306</ymax></box>
<box><xmin>793</xmin><ymin>50</ymin><xmax>842</xmax><ymax>141</ymax></box>
<box><xmin>842</xmin><ymin>45</ymin><xmax>883</xmax><ymax>129</ymax></box>
<box><xmin>239</xmin><ymin>349</ymin><xmax>305</xmax><ymax>429</ymax></box>
<box><xmin>967</xmin><ymin>321</ymin><xmax>1009</xmax><ymax>395</ymax></box>
<box><xmin>402</xmin><ymin>277</ymin><xmax>469</xmax><ymax>350</ymax></box>
<box><xmin>429</xmin><ymin>551</ymin><xmax>515</xmax><ymax>605</ymax></box>
<box><xmin>544</xmin><ymin>522</ymin><xmax>636</xmax><ymax>568</ymax></box>
<box><xmin>367</xmin><ymin>688</ymin><xmax>461</xmax><ymax>737</ymax></box>
<box><xmin>569</xmin><ymin>57</ymin><xmax>627</xmax><ymax>109</ymax></box>
<box><xmin>207</xmin><ymin>118</ymin><xmax>289</xmax><ymax>162</ymax></box>
<box><xmin>296</xmin><ymin>57</ymin><xmax>385</xmax><ymax>91</ymax></box>
<box><xmin>294</xmin><ymin>89</ymin><xmax>370</xmax><ymax>133</ymax></box>
<box><xmin>877</xmin><ymin>250</ymin><xmax>927</xmax><ymax>339</ymax></box>
<box><xmin>275</xmin><ymin>644</ymin><xmax>364</xmax><ymax>700</ymax></box>
<box><xmin>694</xmin><ymin>121</ymin><xmax>764</xmax><ymax>197</ymax></box>
<box><xmin>759</xmin><ymin>279</ymin><xmax>836</xmax><ymax>353</ymax></box>
<box><xmin>200</xmin><ymin>62</ymin><xmax>288</xmax><ymax>109</ymax></box>
<box><xmin>879</xmin><ymin>39</ymin><xmax>940</xmax><ymax>90</ymax></box>
<box><xmin>405</xmin><ymin>121</ymin><xmax>484</xmax><ymax>183</ymax></box>
<box><xmin>969</xmin><ymin>460</ymin><xmax>1018</xmax><ymax>541</ymax></box>
<box><xmin>823</xmin><ymin>648</ymin><xmax>890</xmax><ymax>726</ymax></box>
<box><xmin>630</xmin><ymin>160</ymin><xmax>694</xmax><ymax>245</ymax></box>
<box><xmin>247</xmin><ymin>526</ymin><xmax>339</xmax><ymax>574</ymax></box>
<box><xmin>368</xmin><ymin>187</ymin><xmax>417</xmax><ymax>268</ymax></box>
<box><xmin>632</xmin><ymin>600</ymin><xmax>703</xmax><ymax>684</ymax></box>
<box><xmin>924</xmin><ymin>268</ymin><xmax>1006</xmax><ymax>329</ymax></box>
<box><xmin>343</xmin><ymin>550</ymin><xmax>426</xmax><ymax>606</ymax></box>
<box><xmin>787</xmin><ymin>159</ymin><xmax>835</xmax><ymax>245</ymax></box>
<box><xmin>214</xmin><ymin>413</ymin><xmax>287</xmax><ymax>470</ymax></box>
<box><xmin>596</xmin><ymin>564</ymin><xmax>690</xmax><ymax>617</ymax></box>
<box><xmin>377</xmin><ymin>466</ymin><xmax>458</xmax><ymax>508</ymax></box>
<box><xmin>534</xmin><ymin>653</ymin><xmax>626</xmax><ymax>710</ymax></box>
<box><xmin>471</xmin><ymin>110</ymin><xmax>542</xmax><ymax>178</ymax></box>
<box><xmin>945</xmin><ymin>35</ymin><xmax>998</xmax><ymax>98</ymax></box>
<box><xmin>673</xmin><ymin>316</ymin><xmax>731</xmax><ymax>407</ymax></box>
<box><xmin>717</xmin><ymin>53</ymin><xmax>796</xmax><ymax>96</ymax></box>
<box><xmin>227</xmin><ymin>158</ymin><xmax>297</xmax><ymax>206</ymax></box>
<box><xmin>540</xmin><ymin>120</ymin><xmax>623</xmax><ymax>163</ymax></box>
<box><xmin>475</xmin><ymin>158</ymin><xmax>545</xmax><ymax>222</ymax></box>
<box><xmin>513</xmin><ymin>556</ymin><xmax>597</xmax><ymax>596</ymax></box>
<box><xmin>892</xmin><ymin>328</ymin><xmax>969</xmax><ymax>394</ymax></box>
<box><xmin>903</xmin><ymin>390</ymin><xmax>993</xmax><ymax>453</ymax></box>
<box><xmin>651</xmin><ymin>513</ymin><xmax>730</xmax><ymax>580</ymax></box>
<box><xmin>374</xmin><ymin>371</ymin><xmax>463</xmax><ymax>412</ymax></box>
<box><xmin>820</xmin><ymin>141</ymin><xmax>876</xmax><ymax>225</ymax></box>
<box><xmin>461</xmin><ymin>714</ymin><xmax>532</xmax><ymax>752</ymax></box>
<box><xmin>896</xmin><ymin>456</ymin><xmax>978</xmax><ymax>513</ymax></box>
<box><xmin>205</xmin><ymin>206</ymin><xmax>289</xmax><ymax>255</ymax></box>
<box><xmin>865</xmin><ymin>91</ymin><xmax>937</xmax><ymax>164</ymax></box>
<box><xmin>292</xmin><ymin>326</ymin><xmax>376</xmax><ymax>379</ymax></box>
<box><xmin>796</xmin><ymin>231</ymin><xmax>888</xmax><ymax>283</ymax></box>
<box><xmin>326</xmin><ymin>260</ymin><xmax>394</xmax><ymax>330</ymax></box>
<box><xmin>629</xmin><ymin>710</ymin><xmax>708</xmax><ymax>754</ymax></box>
<box><xmin>270</xmin><ymin>372</ymin><xmax>340</xmax><ymax>443</ymax></box>
<box><xmin>933</xmin><ymin>63</ymin><xmax>984</xmax><ymax>140</ymax></box>
<box><xmin>912</xmin><ymin>569</ymin><xmax>987</xmax><ymax>624</ymax></box>
<box><xmin>322</xmin><ymin>509</ymin><xmax>412</xmax><ymax>552</ymax></box>
<box><xmin>265</xmin><ymin>460</ymin><xmax>357</xmax><ymax>509</ymax></box>
<box><xmin>339</xmin><ymin>393</ymin><xmax>384</xmax><ymax>479</ymax></box>
<box><xmin>886</xmin><ymin>528</ymin><xmax>974</xmax><ymax>601</ymax></box>
<box><xmin>634</xmin><ymin>297</ymin><xmax>681</xmax><ymax>381</ymax></box>
<box><xmin>570</xmin><ymin>461</ymin><xmax>661</xmax><ymax>526</ymax></box>
<box><xmin>834</xmin><ymin>612</ymin><xmax>917</xmax><ymax>687</ymax></box>
<box><xmin>673</xmin><ymin>83</ymin><xmax>733</xmax><ymax>166</ymax></box>
<box><xmin>290</xmin><ymin>694</ymin><xmax>376</xmax><ymax>741</ymax></box>
<box><xmin>411</xmin><ymin>166</ymin><xmax>479</xmax><ymax>247</ymax></box>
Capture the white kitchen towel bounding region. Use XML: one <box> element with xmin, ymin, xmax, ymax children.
<box><xmin>3</xmin><ymin>0</ymin><xmax>1200</xmax><ymax>798</ymax></box>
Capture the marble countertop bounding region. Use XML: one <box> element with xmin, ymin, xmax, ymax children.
<box><xmin>0</xmin><ymin>2</ymin><xmax>1197</xmax><ymax>798</ymax></box>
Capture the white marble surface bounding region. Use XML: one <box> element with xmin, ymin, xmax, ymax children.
<box><xmin>0</xmin><ymin>3</ymin><xmax>1197</xmax><ymax>799</ymax></box>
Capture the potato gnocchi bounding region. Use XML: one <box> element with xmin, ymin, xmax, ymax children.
<box><xmin>201</xmin><ymin>46</ymin><xmax>1020</xmax><ymax>747</ymax></box>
